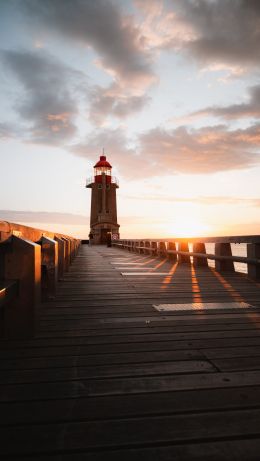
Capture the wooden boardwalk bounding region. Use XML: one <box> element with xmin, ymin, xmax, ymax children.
<box><xmin>1</xmin><ymin>244</ymin><xmax>260</xmax><ymax>459</ymax></box>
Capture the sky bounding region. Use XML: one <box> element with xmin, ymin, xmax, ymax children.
<box><xmin>0</xmin><ymin>0</ymin><xmax>259</xmax><ymax>239</ymax></box>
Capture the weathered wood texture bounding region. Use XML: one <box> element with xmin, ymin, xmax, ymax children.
<box><xmin>1</xmin><ymin>245</ymin><xmax>260</xmax><ymax>459</ymax></box>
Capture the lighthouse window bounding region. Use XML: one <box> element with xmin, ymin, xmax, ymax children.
<box><xmin>98</xmin><ymin>184</ymin><xmax>102</xmax><ymax>189</ymax></box>
<box><xmin>106</xmin><ymin>184</ymin><xmax>110</xmax><ymax>190</ymax></box>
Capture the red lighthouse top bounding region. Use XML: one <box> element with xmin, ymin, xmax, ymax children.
<box><xmin>94</xmin><ymin>154</ymin><xmax>112</xmax><ymax>184</ymax></box>
<box><xmin>86</xmin><ymin>153</ymin><xmax>119</xmax><ymax>188</ymax></box>
<box><xmin>94</xmin><ymin>155</ymin><xmax>112</xmax><ymax>169</ymax></box>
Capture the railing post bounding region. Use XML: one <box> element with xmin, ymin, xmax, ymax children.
<box><xmin>145</xmin><ymin>241</ymin><xmax>151</xmax><ymax>255</ymax></box>
<box><xmin>68</xmin><ymin>238</ymin><xmax>73</xmax><ymax>262</ymax></box>
<box><xmin>247</xmin><ymin>243</ymin><xmax>260</xmax><ymax>281</ymax></box>
<box><xmin>178</xmin><ymin>242</ymin><xmax>190</xmax><ymax>263</ymax></box>
<box><xmin>1</xmin><ymin>236</ymin><xmax>41</xmax><ymax>338</ymax></box>
<box><xmin>76</xmin><ymin>239</ymin><xmax>81</xmax><ymax>254</ymax></box>
<box><xmin>139</xmin><ymin>240</ymin><xmax>144</xmax><ymax>254</ymax></box>
<box><xmin>70</xmin><ymin>239</ymin><xmax>75</xmax><ymax>260</ymax></box>
<box><xmin>215</xmin><ymin>243</ymin><xmax>234</xmax><ymax>272</ymax></box>
<box><xmin>158</xmin><ymin>242</ymin><xmax>167</xmax><ymax>258</ymax></box>
<box><xmin>151</xmin><ymin>241</ymin><xmax>157</xmax><ymax>256</ymax></box>
<box><xmin>62</xmin><ymin>238</ymin><xmax>70</xmax><ymax>271</ymax></box>
<box><xmin>167</xmin><ymin>241</ymin><xmax>177</xmax><ymax>262</ymax></box>
<box><xmin>40</xmin><ymin>236</ymin><xmax>58</xmax><ymax>299</ymax></box>
<box><xmin>55</xmin><ymin>236</ymin><xmax>65</xmax><ymax>279</ymax></box>
<box><xmin>193</xmin><ymin>242</ymin><xmax>208</xmax><ymax>267</ymax></box>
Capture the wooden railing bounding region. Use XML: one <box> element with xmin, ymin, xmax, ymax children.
<box><xmin>0</xmin><ymin>221</ymin><xmax>81</xmax><ymax>339</ymax></box>
<box><xmin>112</xmin><ymin>236</ymin><xmax>260</xmax><ymax>281</ymax></box>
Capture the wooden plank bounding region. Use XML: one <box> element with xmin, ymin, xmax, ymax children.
<box><xmin>1</xmin><ymin>385</ymin><xmax>260</xmax><ymax>426</ymax></box>
<box><xmin>0</xmin><ymin>359</ymin><xmax>216</xmax><ymax>384</ymax></box>
<box><xmin>46</xmin><ymin>438</ymin><xmax>260</xmax><ymax>461</ymax></box>
<box><xmin>3</xmin><ymin>370</ymin><xmax>260</xmax><ymax>402</ymax></box>
<box><xmin>0</xmin><ymin>349</ymin><xmax>205</xmax><ymax>370</ymax></box>
<box><xmin>1</xmin><ymin>408</ymin><xmax>260</xmax><ymax>455</ymax></box>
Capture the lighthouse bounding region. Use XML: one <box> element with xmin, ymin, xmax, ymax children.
<box><xmin>86</xmin><ymin>153</ymin><xmax>120</xmax><ymax>245</ymax></box>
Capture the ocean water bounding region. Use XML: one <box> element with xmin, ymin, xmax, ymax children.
<box><xmin>190</xmin><ymin>243</ymin><xmax>248</xmax><ymax>274</ymax></box>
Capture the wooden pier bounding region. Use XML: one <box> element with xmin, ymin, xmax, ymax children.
<box><xmin>1</xmin><ymin>241</ymin><xmax>260</xmax><ymax>459</ymax></box>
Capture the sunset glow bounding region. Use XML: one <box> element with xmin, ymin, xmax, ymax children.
<box><xmin>0</xmin><ymin>1</ymin><xmax>259</xmax><ymax>238</ymax></box>
<box><xmin>169</xmin><ymin>219</ymin><xmax>211</xmax><ymax>238</ymax></box>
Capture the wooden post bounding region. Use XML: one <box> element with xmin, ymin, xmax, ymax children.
<box><xmin>178</xmin><ymin>242</ymin><xmax>191</xmax><ymax>263</ymax></box>
<box><xmin>151</xmin><ymin>241</ymin><xmax>157</xmax><ymax>256</ymax></box>
<box><xmin>70</xmin><ymin>239</ymin><xmax>75</xmax><ymax>260</ymax></box>
<box><xmin>145</xmin><ymin>241</ymin><xmax>151</xmax><ymax>255</ymax></box>
<box><xmin>1</xmin><ymin>236</ymin><xmax>41</xmax><ymax>338</ymax></box>
<box><xmin>139</xmin><ymin>240</ymin><xmax>144</xmax><ymax>254</ymax></box>
<box><xmin>62</xmin><ymin>238</ymin><xmax>70</xmax><ymax>271</ymax></box>
<box><xmin>168</xmin><ymin>241</ymin><xmax>177</xmax><ymax>262</ymax></box>
<box><xmin>158</xmin><ymin>242</ymin><xmax>167</xmax><ymax>258</ymax></box>
<box><xmin>68</xmin><ymin>238</ymin><xmax>72</xmax><ymax>263</ymax></box>
<box><xmin>193</xmin><ymin>242</ymin><xmax>208</xmax><ymax>267</ymax></box>
<box><xmin>54</xmin><ymin>236</ymin><xmax>65</xmax><ymax>280</ymax></box>
<box><xmin>247</xmin><ymin>243</ymin><xmax>260</xmax><ymax>281</ymax></box>
<box><xmin>215</xmin><ymin>243</ymin><xmax>234</xmax><ymax>272</ymax></box>
<box><xmin>40</xmin><ymin>236</ymin><xmax>58</xmax><ymax>299</ymax></box>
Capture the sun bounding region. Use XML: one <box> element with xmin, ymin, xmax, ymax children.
<box><xmin>173</xmin><ymin>219</ymin><xmax>210</xmax><ymax>237</ymax></box>
<box><xmin>169</xmin><ymin>218</ymin><xmax>210</xmax><ymax>238</ymax></box>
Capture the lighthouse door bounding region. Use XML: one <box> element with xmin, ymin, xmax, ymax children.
<box><xmin>101</xmin><ymin>229</ymin><xmax>109</xmax><ymax>244</ymax></box>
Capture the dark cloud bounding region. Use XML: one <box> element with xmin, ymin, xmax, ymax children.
<box><xmin>22</xmin><ymin>0</ymin><xmax>155</xmax><ymax>88</ymax></box>
<box><xmin>18</xmin><ymin>0</ymin><xmax>155</xmax><ymax>125</ymax></box>
<box><xmin>0</xmin><ymin>210</ymin><xmax>87</xmax><ymax>225</ymax></box>
<box><xmin>72</xmin><ymin>123</ymin><xmax>260</xmax><ymax>177</ymax></box>
<box><xmin>175</xmin><ymin>0</ymin><xmax>260</xmax><ymax>68</ymax></box>
<box><xmin>184</xmin><ymin>84</ymin><xmax>260</xmax><ymax>121</ymax></box>
<box><xmin>1</xmin><ymin>49</ymin><xmax>85</xmax><ymax>144</ymax></box>
<box><xmin>89</xmin><ymin>83</ymin><xmax>150</xmax><ymax>125</ymax></box>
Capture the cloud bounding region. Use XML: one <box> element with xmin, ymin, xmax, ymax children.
<box><xmin>72</xmin><ymin>126</ymin><xmax>136</xmax><ymax>163</ymax></box>
<box><xmin>0</xmin><ymin>122</ymin><xmax>21</xmax><ymax>139</ymax></box>
<box><xmin>138</xmin><ymin>123</ymin><xmax>260</xmax><ymax>174</ymax></box>
<box><xmin>88</xmin><ymin>83</ymin><xmax>150</xmax><ymax>125</ymax></box>
<box><xmin>19</xmin><ymin>0</ymin><xmax>156</xmax><ymax>125</ymax></box>
<box><xmin>22</xmin><ymin>0</ymin><xmax>155</xmax><ymax>89</ymax></box>
<box><xmin>0</xmin><ymin>210</ymin><xmax>88</xmax><ymax>225</ymax></box>
<box><xmin>175</xmin><ymin>0</ymin><xmax>260</xmax><ymax>70</ymax></box>
<box><xmin>135</xmin><ymin>0</ymin><xmax>260</xmax><ymax>72</ymax></box>
<box><xmin>186</xmin><ymin>84</ymin><xmax>260</xmax><ymax>121</ymax></box>
<box><xmin>1</xmin><ymin>49</ymin><xmax>85</xmax><ymax>145</ymax></box>
<box><xmin>72</xmin><ymin>123</ymin><xmax>260</xmax><ymax>177</ymax></box>
<box><xmin>122</xmin><ymin>194</ymin><xmax>260</xmax><ymax>207</ymax></box>
<box><xmin>134</xmin><ymin>0</ymin><xmax>196</xmax><ymax>51</ymax></box>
